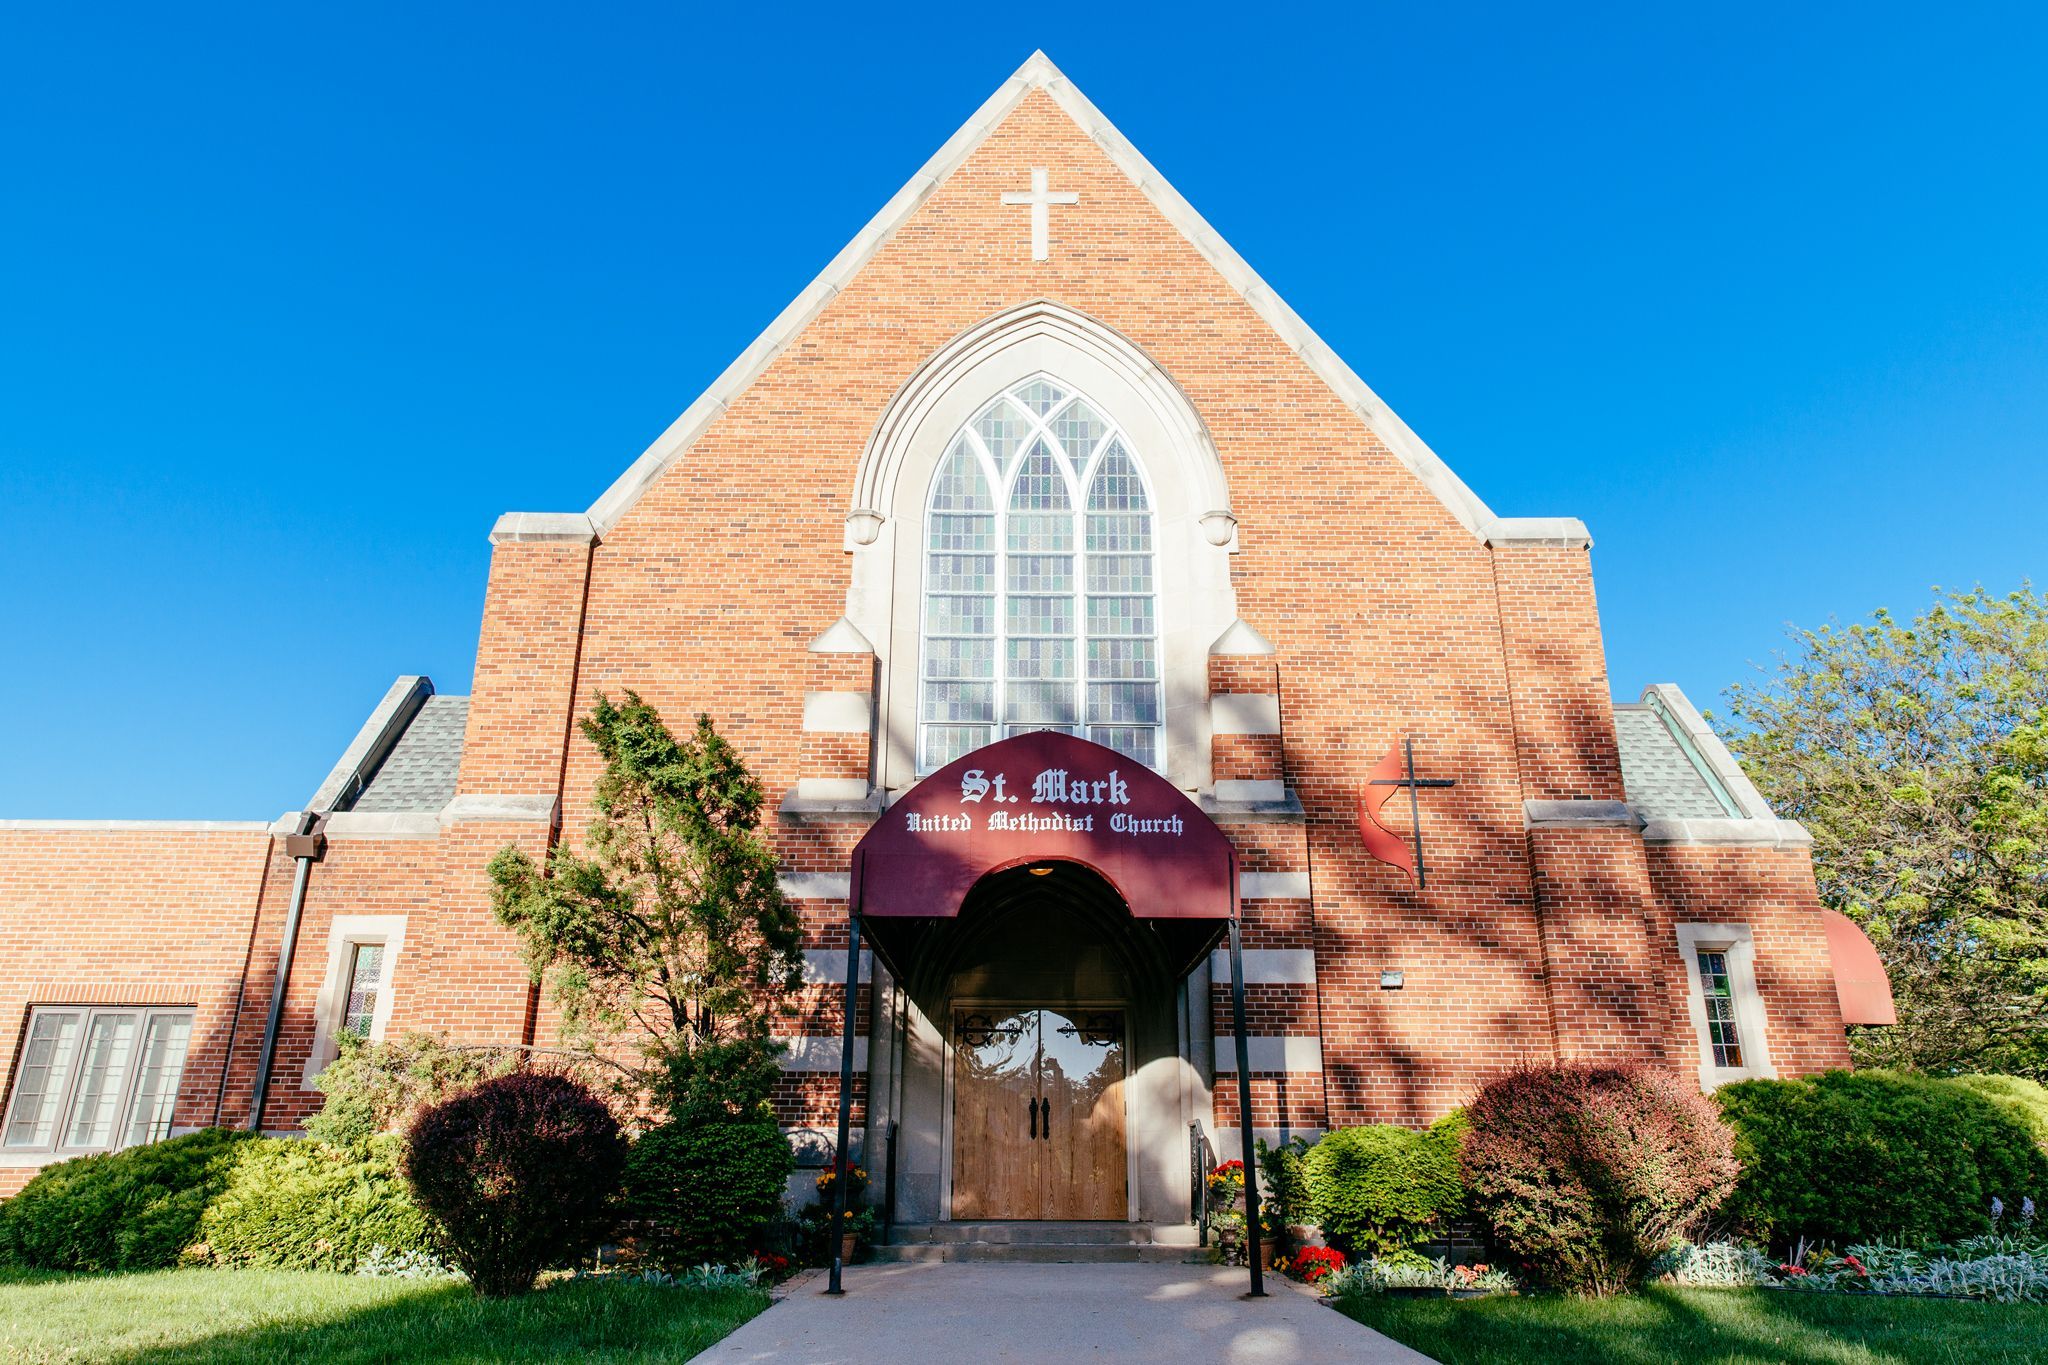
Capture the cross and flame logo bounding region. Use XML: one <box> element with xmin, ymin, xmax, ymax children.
<box><xmin>1356</xmin><ymin>739</ymin><xmax>1457</xmax><ymax>888</ymax></box>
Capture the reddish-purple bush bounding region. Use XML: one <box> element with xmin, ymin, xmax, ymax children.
<box><xmin>402</xmin><ymin>1071</ymin><xmax>627</xmax><ymax>1297</ymax></box>
<box><xmin>1461</xmin><ymin>1063</ymin><xmax>1739</xmax><ymax>1297</ymax></box>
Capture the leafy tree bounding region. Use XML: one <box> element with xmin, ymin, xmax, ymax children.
<box><xmin>488</xmin><ymin>693</ymin><xmax>804</xmax><ymax>1121</ymax></box>
<box><xmin>1723</xmin><ymin>585</ymin><xmax>2048</xmax><ymax>1078</ymax></box>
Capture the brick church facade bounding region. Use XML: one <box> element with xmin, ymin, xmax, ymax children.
<box><xmin>0</xmin><ymin>54</ymin><xmax>1890</xmax><ymax>1212</ymax></box>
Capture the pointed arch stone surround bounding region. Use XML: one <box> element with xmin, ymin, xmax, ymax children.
<box><xmin>842</xmin><ymin>301</ymin><xmax>1241</xmax><ymax>793</ymax></box>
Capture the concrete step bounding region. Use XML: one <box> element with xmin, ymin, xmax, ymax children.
<box><xmin>888</xmin><ymin>1221</ymin><xmax>1200</xmax><ymax>1247</ymax></box>
<box><xmin>873</xmin><ymin>1222</ymin><xmax>1210</xmax><ymax>1263</ymax></box>
<box><xmin>870</xmin><ymin>1245</ymin><xmax>1205</xmax><ymax>1265</ymax></box>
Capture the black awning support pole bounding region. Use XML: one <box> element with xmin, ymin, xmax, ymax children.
<box><xmin>1227</xmin><ymin>914</ymin><xmax>1266</xmax><ymax>1298</ymax></box>
<box><xmin>825</xmin><ymin>911</ymin><xmax>862</xmax><ymax>1296</ymax></box>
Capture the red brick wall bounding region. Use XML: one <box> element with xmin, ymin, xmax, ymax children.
<box><xmin>0</xmin><ymin>828</ymin><xmax>274</xmax><ymax>1194</ymax></box>
<box><xmin>1645</xmin><ymin>844</ymin><xmax>1850</xmax><ymax>1077</ymax></box>
<box><xmin>1492</xmin><ymin>546</ymin><xmax>1626</xmax><ymax>803</ymax></box>
<box><xmin>458</xmin><ymin>537</ymin><xmax>593</xmax><ymax>797</ymax></box>
<box><xmin>1527</xmin><ymin>828</ymin><xmax>1672</xmax><ymax>1065</ymax></box>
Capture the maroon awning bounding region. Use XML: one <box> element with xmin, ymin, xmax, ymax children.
<box><xmin>1821</xmin><ymin>908</ymin><xmax>1898</xmax><ymax>1026</ymax></box>
<box><xmin>850</xmin><ymin>730</ymin><xmax>1238</xmax><ymax>924</ymax></box>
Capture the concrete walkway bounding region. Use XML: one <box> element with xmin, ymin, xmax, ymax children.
<box><xmin>698</xmin><ymin>1262</ymin><xmax>1435</xmax><ymax>1363</ymax></box>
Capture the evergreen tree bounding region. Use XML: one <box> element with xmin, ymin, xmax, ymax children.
<box><xmin>488</xmin><ymin>693</ymin><xmax>803</xmax><ymax>1120</ymax></box>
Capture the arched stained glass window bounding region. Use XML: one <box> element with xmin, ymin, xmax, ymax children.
<box><xmin>919</xmin><ymin>377</ymin><xmax>1161</xmax><ymax>773</ymax></box>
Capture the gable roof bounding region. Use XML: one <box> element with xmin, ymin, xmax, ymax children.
<box><xmin>348</xmin><ymin>696</ymin><xmax>470</xmax><ymax>814</ymax></box>
<box><xmin>1613</xmin><ymin>703</ymin><xmax>1737</xmax><ymax>820</ymax></box>
<box><xmin>584</xmin><ymin>51</ymin><xmax>1553</xmax><ymax>544</ymax></box>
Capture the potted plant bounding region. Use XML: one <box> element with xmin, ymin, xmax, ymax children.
<box><xmin>1210</xmin><ymin>1209</ymin><xmax>1247</xmax><ymax>1263</ymax></box>
<box><xmin>1205</xmin><ymin>1159</ymin><xmax>1248</xmax><ymax>1262</ymax></box>
<box><xmin>1256</xmin><ymin>1212</ymin><xmax>1284</xmax><ymax>1271</ymax></box>
<box><xmin>1256</xmin><ymin>1135</ymin><xmax>1315</xmax><ymax>1248</ymax></box>
<box><xmin>1206</xmin><ymin>1158</ymin><xmax>1245</xmax><ymax>1210</ymax></box>
<box><xmin>813</xmin><ymin>1161</ymin><xmax>869</xmax><ymax>1265</ymax></box>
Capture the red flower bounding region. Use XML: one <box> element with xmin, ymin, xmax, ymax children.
<box><xmin>1289</xmin><ymin>1245</ymin><xmax>1346</xmax><ymax>1283</ymax></box>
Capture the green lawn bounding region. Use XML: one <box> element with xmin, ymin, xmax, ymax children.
<box><xmin>0</xmin><ymin>1267</ymin><xmax>769</xmax><ymax>1364</ymax></box>
<box><xmin>1335</xmin><ymin>1285</ymin><xmax>2048</xmax><ymax>1364</ymax></box>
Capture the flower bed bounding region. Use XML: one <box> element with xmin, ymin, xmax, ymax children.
<box><xmin>1322</xmin><ymin>1250</ymin><xmax>1519</xmax><ymax>1299</ymax></box>
<box><xmin>1654</xmin><ymin>1213</ymin><xmax>2047</xmax><ymax>1305</ymax></box>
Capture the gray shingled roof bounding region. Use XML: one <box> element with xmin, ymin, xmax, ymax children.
<box><xmin>1614</xmin><ymin>704</ymin><xmax>1738</xmax><ymax>820</ymax></box>
<box><xmin>349</xmin><ymin>697</ymin><xmax>469</xmax><ymax>814</ymax></box>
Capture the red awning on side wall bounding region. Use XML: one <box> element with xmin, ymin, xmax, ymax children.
<box><xmin>1821</xmin><ymin>908</ymin><xmax>1898</xmax><ymax>1026</ymax></box>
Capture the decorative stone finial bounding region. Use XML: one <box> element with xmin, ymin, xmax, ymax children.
<box><xmin>844</xmin><ymin>509</ymin><xmax>886</xmax><ymax>547</ymax></box>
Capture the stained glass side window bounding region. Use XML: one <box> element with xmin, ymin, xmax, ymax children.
<box><xmin>1084</xmin><ymin>443</ymin><xmax>1158</xmax><ymax>767</ymax></box>
<box><xmin>342</xmin><ymin>942</ymin><xmax>386</xmax><ymax>1039</ymax></box>
<box><xmin>1005</xmin><ymin>445</ymin><xmax>1078</xmax><ymax>735</ymax></box>
<box><xmin>1697</xmin><ymin>950</ymin><xmax>1745</xmax><ymax>1068</ymax></box>
<box><xmin>922</xmin><ymin>436</ymin><xmax>998</xmax><ymax>771</ymax></box>
<box><xmin>917</xmin><ymin>378</ymin><xmax>1161</xmax><ymax>773</ymax></box>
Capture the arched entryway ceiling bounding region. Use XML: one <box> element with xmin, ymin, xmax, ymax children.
<box><xmin>896</xmin><ymin>860</ymin><xmax>1177</xmax><ymax>1002</ymax></box>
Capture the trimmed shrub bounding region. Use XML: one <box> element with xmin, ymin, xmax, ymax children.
<box><xmin>1953</xmin><ymin>1075</ymin><xmax>2048</xmax><ymax>1154</ymax></box>
<box><xmin>1717</xmin><ymin>1069</ymin><xmax>2048</xmax><ymax>1247</ymax></box>
<box><xmin>306</xmin><ymin>1031</ymin><xmax>513</xmax><ymax>1147</ymax></box>
<box><xmin>1461</xmin><ymin>1064</ymin><xmax>1738</xmax><ymax>1297</ymax></box>
<box><xmin>402</xmin><ymin>1071</ymin><xmax>627</xmax><ymax>1296</ymax></box>
<box><xmin>0</xmin><ymin>1129</ymin><xmax>248</xmax><ymax>1271</ymax></box>
<box><xmin>623</xmin><ymin>1119</ymin><xmax>794</xmax><ymax>1270</ymax></box>
<box><xmin>195</xmin><ymin>1134</ymin><xmax>436</xmax><ymax>1272</ymax></box>
<box><xmin>1303</xmin><ymin>1118</ymin><xmax>1466</xmax><ymax>1256</ymax></box>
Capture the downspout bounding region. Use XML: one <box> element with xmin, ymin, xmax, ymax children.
<box><xmin>247</xmin><ymin>810</ymin><xmax>327</xmax><ymax>1132</ymax></box>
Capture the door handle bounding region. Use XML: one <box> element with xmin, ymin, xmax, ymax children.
<box><xmin>1029</xmin><ymin>1096</ymin><xmax>1038</xmax><ymax>1139</ymax></box>
<box><xmin>1039</xmin><ymin>1096</ymin><xmax>1051</xmax><ymax>1141</ymax></box>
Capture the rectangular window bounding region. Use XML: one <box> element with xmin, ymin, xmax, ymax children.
<box><xmin>1696</xmin><ymin>950</ymin><xmax>1744</xmax><ymax>1068</ymax></box>
<box><xmin>2</xmin><ymin>1011</ymin><xmax>83</xmax><ymax>1148</ymax></box>
<box><xmin>302</xmin><ymin>917</ymin><xmax>409</xmax><ymax>1088</ymax></box>
<box><xmin>342</xmin><ymin>943</ymin><xmax>387</xmax><ymax>1039</ymax></box>
<box><xmin>3</xmin><ymin>1006</ymin><xmax>195</xmax><ymax>1155</ymax></box>
<box><xmin>1676</xmin><ymin>923</ymin><xmax>1773</xmax><ymax>1086</ymax></box>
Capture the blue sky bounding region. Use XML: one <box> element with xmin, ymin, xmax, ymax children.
<box><xmin>3</xmin><ymin>4</ymin><xmax>2043</xmax><ymax>818</ymax></box>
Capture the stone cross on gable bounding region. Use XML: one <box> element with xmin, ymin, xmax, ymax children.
<box><xmin>1002</xmin><ymin>167</ymin><xmax>1079</xmax><ymax>262</ymax></box>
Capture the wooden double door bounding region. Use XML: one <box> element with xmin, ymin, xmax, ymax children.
<box><xmin>951</xmin><ymin>1006</ymin><xmax>1128</xmax><ymax>1220</ymax></box>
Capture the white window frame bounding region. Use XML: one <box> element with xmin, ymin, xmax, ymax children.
<box><xmin>302</xmin><ymin>914</ymin><xmax>408</xmax><ymax>1085</ymax></box>
<box><xmin>1</xmin><ymin>1004</ymin><xmax>197</xmax><ymax>1158</ymax></box>
<box><xmin>914</xmin><ymin>372</ymin><xmax>1162</xmax><ymax>775</ymax></box>
<box><xmin>1675</xmin><ymin>923</ymin><xmax>1776</xmax><ymax>1087</ymax></box>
